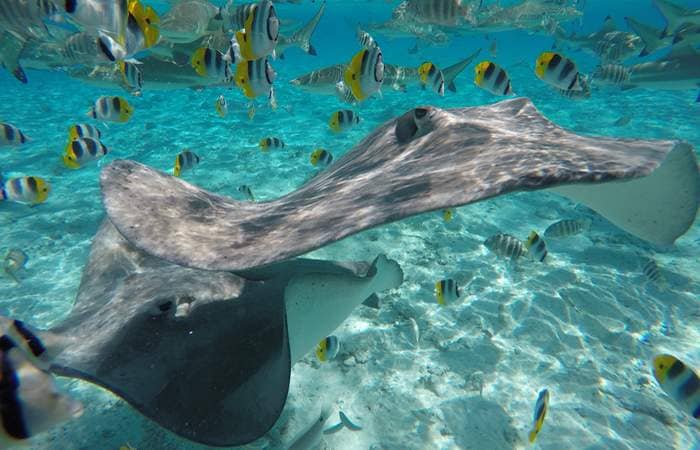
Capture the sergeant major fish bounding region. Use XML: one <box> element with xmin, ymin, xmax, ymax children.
<box><xmin>484</xmin><ymin>233</ymin><xmax>527</xmax><ymax>259</ymax></box>
<box><xmin>544</xmin><ymin>218</ymin><xmax>592</xmax><ymax>238</ymax></box>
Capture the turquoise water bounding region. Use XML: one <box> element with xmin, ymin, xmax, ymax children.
<box><xmin>1</xmin><ymin>0</ymin><xmax>700</xmax><ymax>448</ymax></box>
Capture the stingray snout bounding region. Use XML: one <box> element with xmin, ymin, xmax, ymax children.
<box><xmin>395</xmin><ymin>106</ymin><xmax>440</xmax><ymax>144</ymax></box>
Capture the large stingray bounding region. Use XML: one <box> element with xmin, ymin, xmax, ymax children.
<box><xmin>31</xmin><ymin>220</ymin><xmax>403</xmax><ymax>447</ymax></box>
<box><xmin>101</xmin><ymin>97</ymin><xmax>700</xmax><ymax>272</ymax></box>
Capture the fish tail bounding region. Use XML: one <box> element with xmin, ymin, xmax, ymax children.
<box><xmin>528</xmin><ymin>429</ymin><xmax>538</xmax><ymax>443</ymax></box>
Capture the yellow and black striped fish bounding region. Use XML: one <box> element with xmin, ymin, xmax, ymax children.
<box><xmin>88</xmin><ymin>96</ymin><xmax>133</xmax><ymax>123</ymax></box>
<box><xmin>474</xmin><ymin>61</ymin><xmax>513</xmax><ymax>96</ymax></box>
<box><xmin>328</xmin><ymin>110</ymin><xmax>360</xmax><ymax>132</ymax></box>
<box><xmin>1</xmin><ymin>123</ymin><xmax>29</xmax><ymax>146</ymax></box>
<box><xmin>68</xmin><ymin>123</ymin><xmax>101</xmax><ymax>141</ymax></box>
<box><xmin>234</xmin><ymin>0</ymin><xmax>279</xmax><ymax>61</ymax></box>
<box><xmin>191</xmin><ymin>47</ymin><xmax>233</xmax><ymax>80</ymax></box>
<box><xmin>529</xmin><ymin>388</ymin><xmax>549</xmax><ymax>443</ymax></box>
<box><xmin>259</xmin><ymin>137</ymin><xmax>284</xmax><ymax>151</ymax></box>
<box><xmin>652</xmin><ymin>354</ymin><xmax>699</xmax><ymax>420</ymax></box>
<box><xmin>315</xmin><ymin>335</ymin><xmax>340</xmax><ymax>362</ymax></box>
<box><xmin>535</xmin><ymin>52</ymin><xmax>584</xmax><ymax>91</ymax></box>
<box><xmin>310</xmin><ymin>148</ymin><xmax>333</xmax><ymax>167</ymax></box>
<box><xmin>118</xmin><ymin>60</ymin><xmax>143</xmax><ymax>93</ymax></box>
<box><xmin>0</xmin><ymin>333</ymin><xmax>83</xmax><ymax>443</ymax></box>
<box><xmin>1</xmin><ymin>176</ymin><xmax>50</xmax><ymax>205</ymax></box>
<box><xmin>63</xmin><ymin>138</ymin><xmax>108</xmax><ymax>169</ymax></box>
<box><xmin>235</xmin><ymin>57</ymin><xmax>276</xmax><ymax>102</ymax></box>
<box><xmin>173</xmin><ymin>150</ymin><xmax>200</xmax><ymax>177</ymax></box>
<box><xmin>418</xmin><ymin>62</ymin><xmax>445</xmax><ymax>96</ymax></box>
<box><xmin>344</xmin><ymin>46</ymin><xmax>384</xmax><ymax>101</ymax></box>
<box><xmin>237</xmin><ymin>185</ymin><xmax>255</xmax><ymax>201</ymax></box>
<box><xmin>525</xmin><ymin>231</ymin><xmax>548</xmax><ymax>262</ymax></box>
<box><xmin>435</xmin><ymin>279</ymin><xmax>459</xmax><ymax>306</ymax></box>
<box><xmin>0</xmin><ymin>317</ymin><xmax>51</xmax><ymax>370</ymax></box>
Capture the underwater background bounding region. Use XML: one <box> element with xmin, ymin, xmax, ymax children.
<box><xmin>1</xmin><ymin>0</ymin><xmax>700</xmax><ymax>448</ymax></box>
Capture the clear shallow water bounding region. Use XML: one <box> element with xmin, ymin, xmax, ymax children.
<box><xmin>1</xmin><ymin>0</ymin><xmax>699</xmax><ymax>449</ymax></box>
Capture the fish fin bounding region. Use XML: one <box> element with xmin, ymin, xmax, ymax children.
<box><xmin>600</xmin><ymin>15</ymin><xmax>617</xmax><ymax>33</ymax></box>
<box><xmin>339</xmin><ymin>411</ymin><xmax>362</xmax><ymax>431</ymax></box>
<box><xmin>278</xmin><ymin>52</ymin><xmax>285</xmax><ymax>60</ymax></box>
<box><xmin>308</xmin><ymin>44</ymin><xmax>317</xmax><ymax>56</ymax></box>
<box><xmin>447</xmin><ymin>81</ymin><xmax>456</xmax><ymax>93</ymax></box>
<box><xmin>0</xmin><ymin>32</ymin><xmax>28</xmax><ymax>83</ymax></box>
<box><xmin>653</xmin><ymin>0</ymin><xmax>689</xmax><ymax>37</ymax></box>
<box><xmin>625</xmin><ymin>16</ymin><xmax>666</xmax><ymax>57</ymax></box>
<box><xmin>323</xmin><ymin>421</ymin><xmax>344</xmax><ymax>435</ymax></box>
<box><xmin>287</xmin><ymin>1</ymin><xmax>325</xmax><ymax>55</ymax></box>
<box><xmin>361</xmin><ymin>293</ymin><xmax>380</xmax><ymax>309</ymax></box>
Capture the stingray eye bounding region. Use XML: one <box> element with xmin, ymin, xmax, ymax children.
<box><xmin>395</xmin><ymin>106</ymin><xmax>437</xmax><ymax>144</ymax></box>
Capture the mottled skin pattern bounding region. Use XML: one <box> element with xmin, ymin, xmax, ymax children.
<box><xmin>47</xmin><ymin>220</ymin><xmax>379</xmax><ymax>447</ymax></box>
<box><xmin>101</xmin><ymin>97</ymin><xmax>698</xmax><ymax>272</ymax></box>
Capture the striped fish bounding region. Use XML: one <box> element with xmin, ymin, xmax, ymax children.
<box><xmin>62</xmin><ymin>32</ymin><xmax>123</xmax><ymax>64</ymax></box>
<box><xmin>652</xmin><ymin>354</ymin><xmax>699</xmax><ymax>420</ymax></box>
<box><xmin>315</xmin><ymin>335</ymin><xmax>340</xmax><ymax>362</ymax></box>
<box><xmin>190</xmin><ymin>47</ymin><xmax>233</xmax><ymax>81</ymax></box>
<box><xmin>435</xmin><ymin>278</ymin><xmax>459</xmax><ymax>306</ymax></box>
<box><xmin>525</xmin><ymin>231</ymin><xmax>548</xmax><ymax>262</ymax></box>
<box><xmin>535</xmin><ymin>52</ymin><xmax>584</xmax><ymax>91</ymax></box>
<box><xmin>334</xmin><ymin>81</ymin><xmax>358</xmax><ymax>105</ymax></box>
<box><xmin>344</xmin><ymin>46</ymin><xmax>384</xmax><ymax>101</ymax></box>
<box><xmin>68</xmin><ymin>124</ymin><xmax>101</xmax><ymax>141</ymax></box>
<box><xmin>405</xmin><ymin>0</ymin><xmax>466</xmax><ymax>26</ymax></box>
<box><xmin>63</xmin><ymin>138</ymin><xmax>108</xmax><ymax>169</ymax></box>
<box><xmin>356</xmin><ymin>27</ymin><xmax>377</xmax><ymax>49</ymax></box>
<box><xmin>0</xmin><ymin>0</ymin><xmax>60</xmax><ymax>33</ymax></box>
<box><xmin>544</xmin><ymin>218</ymin><xmax>592</xmax><ymax>238</ymax></box>
<box><xmin>221</xmin><ymin>2</ymin><xmax>256</xmax><ymax>33</ymax></box>
<box><xmin>0</xmin><ymin>334</ymin><xmax>83</xmax><ymax>443</ymax></box>
<box><xmin>234</xmin><ymin>0</ymin><xmax>279</xmax><ymax>61</ymax></box>
<box><xmin>238</xmin><ymin>185</ymin><xmax>255</xmax><ymax>201</ymax></box>
<box><xmin>259</xmin><ymin>137</ymin><xmax>284</xmax><ymax>151</ymax></box>
<box><xmin>118</xmin><ymin>60</ymin><xmax>143</xmax><ymax>92</ymax></box>
<box><xmin>529</xmin><ymin>389</ymin><xmax>550</xmax><ymax>443</ymax></box>
<box><xmin>0</xmin><ymin>317</ymin><xmax>51</xmax><ymax>369</ymax></box>
<box><xmin>474</xmin><ymin>61</ymin><xmax>513</xmax><ymax>96</ymax></box>
<box><xmin>235</xmin><ymin>57</ymin><xmax>276</xmax><ymax>102</ymax></box>
<box><xmin>1</xmin><ymin>123</ymin><xmax>28</xmax><ymax>146</ymax></box>
<box><xmin>642</xmin><ymin>258</ymin><xmax>666</xmax><ymax>286</ymax></box>
<box><xmin>88</xmin><ymin>96</ymin><xmax>133</xmax><ymax>123</ymax></box>
<box><xmin>173</xmin><ymin>150</ymin><xmax>200</xmax><ymax>177</ymax></box>
<box><xmin>328</xmin><ymin>110</ymin><xmax>360</xmax><ymax>132</ymax></box>
<box><xmin>592</xmin><ymin>64</ymin><xmax>631</xmax><ymax>86</ymax></box>
<box><xmin>557</xmin><ymin>75</ymin><xmax>591</xmax><ymax>100</ymax></box>
<box><xmin>418</xmin><ymin>62</ymin><xmax>445</xmax><ymax>96</ymax></box>
<box><xmin>484</xmin><ymin>233</ymin><xmax>527</xmax><ymax>259</ymax></box>
<box><xmin>310</xmin><ymin>148</ymin><xmax>333</xmax><ymax>167</ymax></box>
<box><xmin>0</xmin><ymin>176</ymin><xmax>50</xmax><ymax>205</ymax></box>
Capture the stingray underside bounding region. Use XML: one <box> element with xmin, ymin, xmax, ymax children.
<box><xmin>101</xmin><ymin>97</ymin><xmax>700</xmax><ymax>271</ymax></box>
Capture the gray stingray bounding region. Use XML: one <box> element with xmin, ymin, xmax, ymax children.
<box><xmin>35</xmin><ymin>220</ymin><xmax>403</xmax><ymax>447</ymax></box>
<box><xmin>101</xmin><ymin>97</ymin><xmax>700</xmax><ymax>272</ymax></box>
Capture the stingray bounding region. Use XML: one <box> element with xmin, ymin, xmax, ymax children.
<box><xmin>24</xmin><ymin>220</ymin><xmax>403</xmax><ymax>447</ymax></box>
<box><xmin>101</xmin><ymin>97</ymin><xmax>700</xmax><ymax>272</ymax></box>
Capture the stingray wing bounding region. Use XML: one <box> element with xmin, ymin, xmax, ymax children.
<box><xmin>101</xmin><ymin>97</ymin><xmax>700</xmax><ymax>271</ymax></box>
<box><xmin>49</xmin><ymin>220</ymin><xmax>291</xmax><ymax>447</ymax></box>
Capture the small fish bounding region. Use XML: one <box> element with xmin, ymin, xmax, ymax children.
<box><xmin>652</xmin><ymin>354</ymin><xmax>699</xmax><ymax>420</ymax></box>
<box><xmin>191</xmin><ymin>47</ymin><xmax>233</xmax><ymax>81</ymax></box>
<box><xmin>215</xmin><ymin>95</ymin><xmax>228</xmax><ymax>117</ymax></box>
<box><xmin>442</xmin><ymin>208</ymin><xmax>453</xmax><ymax>222</ymax></box>
<box><xmin>334</xmin><ymin>81</ymin><xmax>358</xmax><ymax>105</ymax></box>
<box><xmin>68</xmin><ymin>123</ymin><xmax>101</xmax><ymax>141</ymax></box>
<box><xmin>556</xmin><ymin>75</ymin><xmax>591</xmax><ymax>100</ymax></box>
<box><xmin>259</xmin><ymin>137</ymin><xmax>284</xmax><ymax>151</ymax></box>
<box><xmin>1</xmin><ymin>123</ymin><xmax>29</xmax><ymax>146</ymax></box>
<box><xmin>3</xmin><ymin>249</ymin><xmax>28</xmax><ymax>284</ymax></box>
<box><xmin>323</xmin><ymin>411</ymin><xmax>363</xmax><ymax>435</ymax></box>
<box><xmin>235</xmin><ymin>57</ymin><xmax>276</xmax><ymax>107</ymax></box>
<box><xmin>613</xmin><ymin>115</ymin><xmax>632</xmax><ymax>126</ymax></box>
<box><xmin>544</xmin><ymin>218</ymin><xmax>592</xmax><ymax>238</ymax></box>
<box><xmin>529</xmin><ymin>388</ymin><xmax>550</xmax><ymax>443</ymax></box>
<box><xmin>489</xmin><ymin>40</ymin><xmax>498</xmax><ymax>58</ymax></box>
<box><xmin>315</xmin><ymin>335</ymin><xmax>340</xmax><ymax>362</ymax></box>
<box><xmin>118</xmin><ymin>60</ymin><xmax>143</xmax><ymax>93</ymax></box>
<box><xmin>173</xmin><ymin>151</ymin><xmax>200</xmax><ymax>177</ymax></box>
<box><xmin>237</xmin><ymin>184</ymin><xmax>255</xmax><ymax>201</ymax></box>
<box><xmin>328</xmin><ymin>110</ymin><xmax>360</xmax><ymax>132</ymax></box>
<box><xmin>356</xmin><ymin>27</ymin><xmax>377</xmax><ymax>49</ymax></box>
<box><xmin>1</xmin><ymin>176</ymin><xmax>50</xmax><ymax>205</ymax></box>
<box><xmin>310</xmin><ymin>149</ymin><xmax>333</xmax><ymax>167</ymax></box>
<box><xmin>234</xmin><ymin>0</ymin><xmax>279</xmax><ymax>61</ymax></box>
<box><xmin>418</xmin><ymin>62</ymin><xmax>445</xmax><ymax>96</ymax></box>
<box><xmin>344</xmin><ymin>46</ymin><xmax>384</xmax><ymax>101</ymax></box>
<box><xmin>88</xmin><ymin>96</ymin><xmax>133</xmax><ymax>123</ymax></box>
<box><xmin>0</xmin><ymin>317</ymin><xmax>52</xmax><ymax>369</ymax></box>
<box><xmin>0</xmin><ymin>333</ymin><xmax>84</xmax><ymax>443</ymax></box>
<box><xmin>484</xmin><ymin>233</ymin><xmax>527</xmax><ymax>259</ymax></box>
<box><xmin>535</xmin><ymin>52</ymin><xmax>584</xmax><ymax>91</ymax></box>
<box><xmin>474</xmin><ymin>61</ymin><xmax>513</xmax><ymax>96</ymax></box>
<box><xmin>63</xmin><ymin>138</ymin><xmax>108</xmax><ymax>169</ymax></box>
<box><xmin>525</xmin><ymin>231</ymin><xmax>548</xmax><ymax>262</ymax></box>
<box><xmin>435</xmin><ymin>279</ymin><xmax>459</xmax><ymax>306</ymax></box>
<box><xmin>642</xmin><ymin>258</ymin><xmax>666</xmax><ymax>286</ymax></box>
